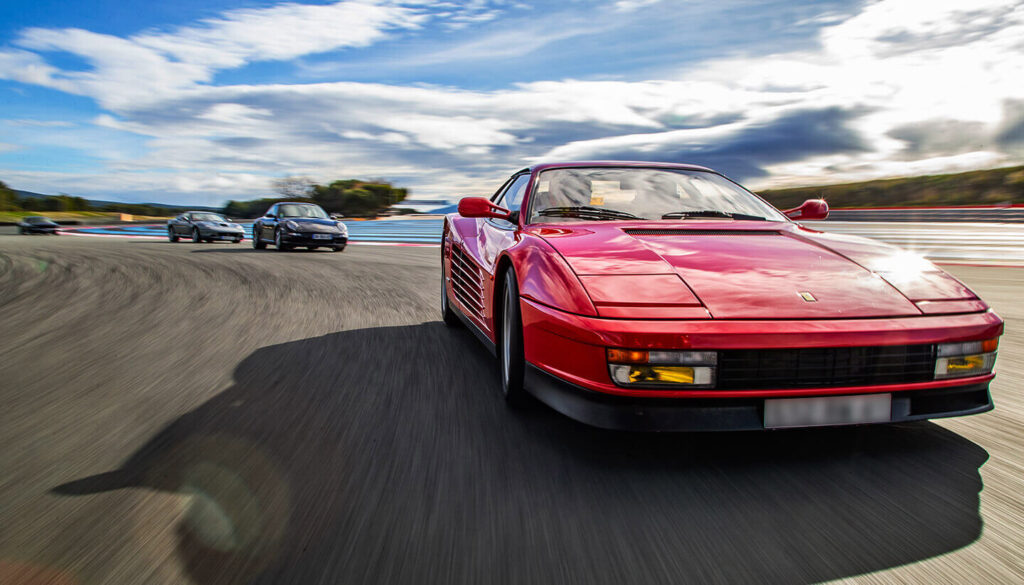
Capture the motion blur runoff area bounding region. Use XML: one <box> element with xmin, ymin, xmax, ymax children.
<box><xmin>0</xmin><ymin>224</ymin><xmax>1020</xmax><ymax>584</ymax></box>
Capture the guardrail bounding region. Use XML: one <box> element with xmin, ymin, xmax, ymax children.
<box><xmin>825</xmin><ymin>207</ymin><xmax>1024</xmax><ymax>223</ymax></box>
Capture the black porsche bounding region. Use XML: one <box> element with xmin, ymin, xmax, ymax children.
<box><xmin>18</xmin><ymin>216</ymin><xmax>60</xmax><ymax>234</ymax></box>
<box><xmin>252</xmin><ymin>202</ymin><xmax>348</xmax><ymax>252</ymax></box>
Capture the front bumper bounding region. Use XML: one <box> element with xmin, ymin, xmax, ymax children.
<box><xmin>525</xmin><ymin>365</ymin><xmax>993</xmax><ymax>431</ymax></box>
<box><xmin>199</xmin><ymin>228</ymin><xmax>244</xmax><ymax>240</ymax></box>
<box><xmin>519</xmin><ymin>297</ymin><xmax>1002</xmax><ymax>429</ymax></box>
<box><xmin>281</xmin><ymin>232</ymin><xmax>347</xmax><ymax>247</ymax></box>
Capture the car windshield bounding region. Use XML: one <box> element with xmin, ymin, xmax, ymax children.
<box><xmin>528</xmin><ymin>168</ymin><xmax>787</xmax><ymax>223</ymax></box>
<box><xmin>191</xmin><ymin>213</ymin><xmax>226</xmax><ymax>222</ymax></box>
<box><xmin>278</xmin><ymin>204</ymin><xmax>328</xmax><ymax>219</ymax></box>
<box><xmin>25</xmin><ymin>216</ymin><xmax>51</xmax><ymax>224</ymax></box>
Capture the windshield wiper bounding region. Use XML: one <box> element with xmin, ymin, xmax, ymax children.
<box><xmin>660</xmin><ymin>210</ymin><xmax>766</xmax><ymax>221</ymax></box>
<box><xmin>537</xmin><ymin>206</ymin><xmax>644</xmax><ymax>221</ymax></box>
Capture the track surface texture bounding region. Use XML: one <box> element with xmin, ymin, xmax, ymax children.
<box><xmin>0</xmin><ymin>234</ymin><xmax>1021</xmax><ymax>585</ymax></box>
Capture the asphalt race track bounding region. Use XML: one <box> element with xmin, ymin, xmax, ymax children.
<box><xmin>60</xmin><ymin>219</ymin><xmax>1024</xmax><ymax>263</ymax></box>
<box><xmin>0</xmin><ymin>232</ymin><xmax>1022</xmax><ymax>584</ymax></box>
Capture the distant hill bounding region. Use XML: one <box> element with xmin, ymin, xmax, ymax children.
<box><xmin>758</xmin><ymin>165</ymin><xmax>1024</xmax><ymax>209</ymax></box>
<box><xmin>14</xmin><ymin>189</ymin><xmax>50</xmax><ymax>200</ymax></box>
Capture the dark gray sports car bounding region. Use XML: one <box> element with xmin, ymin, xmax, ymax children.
<box><xmin>252</xmin><ymin>202</ymin><xmax>348</xmax><ymax>252</ymax></box>
<box><xmin>168</xmin><ymin>211</ymin><xmax>245</xmax><ymax>243</ymax></box>
<box><xmin>18</xmin><ymin>216</ymin><xmax>59</xmax><ymax>234</ymax></box>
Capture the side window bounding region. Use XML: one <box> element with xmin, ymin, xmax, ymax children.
<box><xmin>490</xmin><ymin>176</ymin><xmax>516</xmax><ymax>203</ymax></box>
<box><xmin>488</xmin><ymin>174</ymin><xmax>530</xmax><ymax>228</ymax></box>
<box><xmin>266</xmin><ymin>205</ymin><xmax>276</xmax><ymax>217</ymax></box>
<box><xmin>502</xmin><ymin>175</ymin><xmax>530</xmax><ymax>213</ymax></box>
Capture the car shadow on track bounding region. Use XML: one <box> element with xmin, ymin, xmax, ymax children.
<box><xmin>53</xmin><ymin>322</ymin><xmax>988</xmax><ymax>585</ymax></box>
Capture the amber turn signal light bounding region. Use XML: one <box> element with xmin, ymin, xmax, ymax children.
<box><xmin>606</xmin><ymin>348</ymin><xmax>649</xmax><ymax>364</ymax></box>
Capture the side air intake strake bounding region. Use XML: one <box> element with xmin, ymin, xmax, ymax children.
<box><xmin>449</xmin><ymin>244</ymin><xmax>485</xmax><ymax>319</ymax></box>
<box><xmin>624</xmin><ymin>229</ymin><xmax>780</xmax><ymax>236</ymax></box>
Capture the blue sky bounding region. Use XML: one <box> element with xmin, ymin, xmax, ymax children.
<box><xmin>0</xmin><ymin>0</ymin><xmax>1022</xmax><ymax>206</ymax></box>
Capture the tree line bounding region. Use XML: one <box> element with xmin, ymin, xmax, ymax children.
<box><xmin>222</xmin><ymin>177</ymin><xmax>408</xmax><ymax>218</ymax></box>
<box><xmin>0</xmin><ymin>180</ymin><xmax>194</xmax><ymax>216</ymax></box>
<box><xmin>1</xmin><ymin>176</ymin><xmax>409</xmax><ymax>219</ymax></box>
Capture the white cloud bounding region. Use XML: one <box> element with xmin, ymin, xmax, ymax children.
<box><xmin>613</xmin><ymin>0</ymin><xmax>663</xmax><ymax>13</ymax></box>
<box><xmin>134</xmin><ymin>1</ymin><xmax>425</xmax><ymax>69</ymax></box>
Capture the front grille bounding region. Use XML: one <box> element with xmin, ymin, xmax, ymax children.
<box><xmin>449</xmin><ymin>244</ymin><xmax>485</xmax><ymax>318</ymax></box>
<box><xmin>300</xmin><ymin>224</ymin><xmax>338</xmax><ymax>233</ymax></box>
<box><xmin>717</xmin><ymin>344</ymin><xmax>935</xmax><ymax>390</ymax></box>
<box><xmin>624</xmin><ymin>229</ymin><xmax>779</xmax><ymax>236</ymax></box>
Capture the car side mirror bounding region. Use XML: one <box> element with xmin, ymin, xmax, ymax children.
<box><xmin>782</xmin><ymin>199</ymin><xmax>829</xmax><ymax>221</ymax></box>
<box><xmin>330</xmin><ymin>213</ymin><xmax>344</xmax><ymax>219</ymax></box>
<box><xmin>266</xmin><ymin>213</ymin><xmax>276</xmax><ymax>219</ymax></box>
<box><xmin>457</xmin><ymin>197</ymin><xmax>512</xmax><ymax>221</ymax></box>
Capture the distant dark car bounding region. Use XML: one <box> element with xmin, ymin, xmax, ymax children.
<box><xmin>252</xmin><ymin>202</ymin><xmax>348</xmax><ymax>252</ymax></box>
<box><xmin>167</xmin><ymin>211</ymin><xmax>245</xmax><ymax>243</ymax></box>
<box><xmin>18</xmin><ymin>216</ymin><xmax>59</xmax><ymax>234</ymax></box>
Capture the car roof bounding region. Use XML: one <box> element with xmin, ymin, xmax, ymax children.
<box><xmin>525</xmin><ymin>161</ymin><xmax>716</xmax><ymax>174</ymax></box>
<box><xmin>185</xmin><ymin>210</ymin><xmax>222</xmax><ymax>214</ymax></box>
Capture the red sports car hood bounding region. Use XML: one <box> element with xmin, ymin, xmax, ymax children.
<box><xmin>529</xmin><ymin>222</ymin><xmax>978</xmax><ymax>319</ymax></box>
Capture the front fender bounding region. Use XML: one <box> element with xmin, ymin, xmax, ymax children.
<box><xmin>505</xmin><ymin>235</ymin><xmax>597</xmax><ymax>317</ymax></box>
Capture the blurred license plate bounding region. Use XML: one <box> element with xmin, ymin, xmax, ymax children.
<box><xmin>764</xmin><ymin>393</ymin><xmax>891</xmax><ymax>429</ymax></box>
<box><xmin>312</xmin><ymin>234</ymin><xmax>331</xmax><ymax>240</ymax></box>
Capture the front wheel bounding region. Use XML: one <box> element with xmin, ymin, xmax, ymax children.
<box><xmin>252</xmin><ymin>226</ymin><xmax>266</xmax><ymax>249</ymax></box>
<box><xmin>499</xmin><ymin>269</ymin><xmax>528</xmax><ymax>406</ymax></box>
<box><xmin>274</xmin><ymin>228</ymin><xmax>291</xmax><ymax>251</ymax></box>
<box><xmin>168</xmin><ymin>228</ymin><xmax>179</xmax><ymax>242</ymax></box>
<box><xmin>192</xmin><ymin>228</ymin><xmax>202</xmax><ymax>243</ymax></box>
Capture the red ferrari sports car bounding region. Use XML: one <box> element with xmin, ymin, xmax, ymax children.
<box><xmin>441</xmin><ymin>162</ymin><xmax>1003</xmax><ymax>430</ymax></box>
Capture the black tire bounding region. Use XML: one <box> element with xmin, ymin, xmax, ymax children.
<box><xmin>441</xmin><ymin>252</ymin><xmax>460</xmax><ymax>327</ymax></box>
<box><xmin>168</xmin><ymin>228</ymin><xmax>179</xmax><ymax>242</ymax></box>
<box><xmin>498</xmin><ymin>269</ymin><xmax>528</xmax><ymax>406</ymax></box>
<box><xmin>252</xmin><ymin>226</ymin><xmax>266</xmax><ymax>249</ymax></box>
<box><xmin>19</xmin><ymin>227</ymin><xmax>25</xmax><ymax>235</ymax></box>
<box><xmin>192</xmin><ymin>228</ymin><xmax>202</xmax><ymax>243</ymax></box>
<box><xmin>274</xmin><ymin>228</ymin><xmax>291</xmax><ymax>251</ymax></box>
<box><xmin>232</xmin><ymin>238</ymin><xmax>241</xmax><ymax>244</ymax></box>
<box><xmin>331</xmin><ymin>245</ymin><xmax>345</xmax><ymax>253</ymax></box>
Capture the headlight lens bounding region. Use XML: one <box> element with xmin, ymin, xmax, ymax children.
<box><xmin>336</xmin><ymin>221</ymin><xmax>347</xmax><ymax>234</ymax></box>
<box><xmin>285</xmin><ymin>220</ymin><xmax>300</xmax><ymax>231</ymax></box>
<box><xmin>934</xmin><ymin>338</ymin><xmax>998</xmax><ymax>379</ymax></box>
<box><xmin>607</xmin><ymin>348</ymin><xmax>717</xmax><ymax>388</ymax></box>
